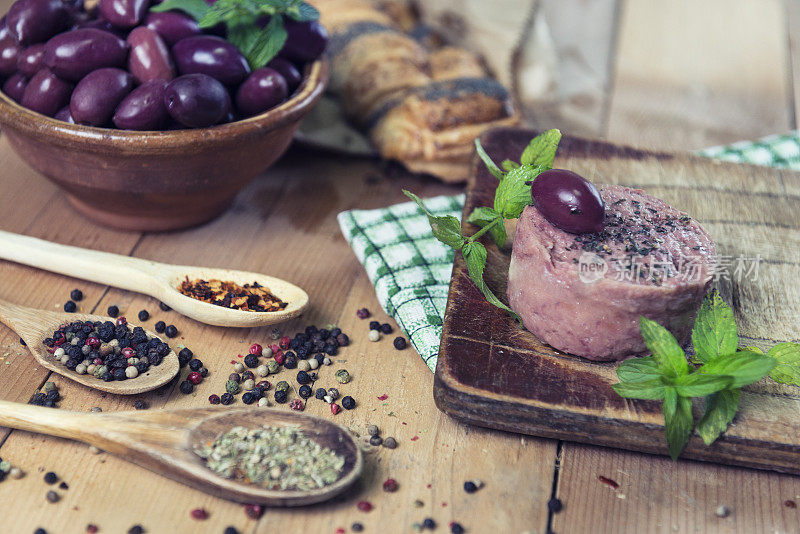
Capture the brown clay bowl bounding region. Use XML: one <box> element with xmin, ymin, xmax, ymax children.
<box><xmin>0</xmin><ymin>60</ymin><xmax>328</xmax><ymax>232</ymax></box>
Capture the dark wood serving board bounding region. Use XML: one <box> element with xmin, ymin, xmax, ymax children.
<box><xmin>434</xmin><ymin>127</ymin><xmax>800</xmax><ymax>474</ymax></box>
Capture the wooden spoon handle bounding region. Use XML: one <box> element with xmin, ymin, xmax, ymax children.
<box><xmin>0</xmin><ymin>399</ymin><xmax>104</xmax><ymax>442</ymax></box>
<box><xmin>0</xmin><ymin>230</ymin><xmax>161</xmax><ymax>293</ymax></box>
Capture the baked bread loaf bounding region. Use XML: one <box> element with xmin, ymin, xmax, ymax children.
<box><xmin>311</xmin><ymin>0</ymin><xmax>520</xmax><ymax>182</ymax></box>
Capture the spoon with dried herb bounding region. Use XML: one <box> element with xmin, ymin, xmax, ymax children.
<box><xmin>0</xmin><ymin>402</ymin><xmax>362</xmax><ymax>506</ymax></box>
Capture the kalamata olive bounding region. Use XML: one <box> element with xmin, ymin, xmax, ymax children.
<box><xmin>2</xmin><ymin>72</ymin><xmax>28</xmax><ymax>102</ymax></box>
<box><xmin>164</xmin><ymin>73</ymin><xmax>230</xmax><ymax>128</ymax></box>
<box><xmin>98</xmin><ymin>0</ymin><xmax>149</xmax><ymax>29</ymax></box>
<box><xmin>0</xmin><ymin>34</ymin><xmax>22</xmax><ymax>76</ymax></box>
<box><xmin>73</xmin><ymin>18</ymin><xmax>126</xmax><ymax>38</ymax></box>
<box><xmin>20</xmin><ymin>68</ymin><xmax>72</xmax><ymax>116</ymax></box>
<box><xmin>70</xmin><ymin>67</ymin><xmax>133</xmax><ymax>126</ymax></box>
<box><xmin>0</xmin><ymin>16</ymin><xmax>9</xmax><ymax>42</ymax></box>
<box><xmin>531</xmin><ymin>169</ymin><xmax>605</xmax><ymax>234</ymax></box>
<box><xmin>266</xmin><ymin>57</ymin><xmax>301</xmax><ymax>92</ymax></box>
<box><xmin>44</xmin><ymin>28</ymin><xmax>129</xmax><ymax>81</ymax></box>
<box><xmin>17</xmin><ymin>42</ymin><xmax>44</xmax><ymax>76</ymax></box>
<box><xmin>143</xmin><ymin>12</ymin><xmax>200</xmax><ymax>46</ymax></box>
<box><xmin>6</xmin><ymin>0</ymin><xmax>69</xmax><ymax>45</ymax></box>
<box><xmin>172</xmin><ymin>35</ymin><xmax>250</xmax><ymax>85</ymax></box>
<box><xmin>235</xmin><ymin>67</ymin><xmax>287</xmax><ymax>117</ymax></box>
<box><xmin>280</xmin><ymin>20</ymin><xmax>328</xmax><ymax>63</ymax></box>
<box><xmin>113</xmin><ymin>78</ymin><xmax>168</xmax><ymax>130</ymax></box>
<box><xmin>127</xmin><ymin>26</ymin><xmax>174</xmax><ymax>83</ymax></box>
<box><xmin>54</xmin><ymin>105</ymin><xmax>75</xmax><ymax>123</ymax></box>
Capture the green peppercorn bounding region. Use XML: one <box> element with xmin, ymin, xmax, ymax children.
<box><xmin>225</xmin><ymin>380</ymin><xmax>241</xmax><ymax>395</ymax></box>
<box><xmin>275</xmin><ymin>381</ymin><xmax>290</xmax><ymax>393</ymax></box>
<box><xmin>267</xmin><ymin>361</ymin><xmax>280</xmax><ymax>374</ymax></box>
<box><xmin>335</xmin><ymin>369</ymin><xmax>351</xmax><ymax>384</ymax></box>
<box><xmin>43</xmin><ymin>382</ymin><xmax>56</xmax><ymax>392</ymax></box>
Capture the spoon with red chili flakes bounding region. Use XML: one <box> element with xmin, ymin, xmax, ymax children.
<box><xmin>0</xmin><ymin>230</ymin><xmax>308</xmax><ymax>327</ymax></box>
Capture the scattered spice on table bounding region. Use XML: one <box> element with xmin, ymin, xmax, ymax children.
<box><xmin>715</xmin><ymin>505</ymin><xmax>731</xmax><ymax>518</ymax></box>
<box><xmin>784</xmin><ymin>500</ymin><xmax>797</xmax><ymax>509</ymax></box>
<box><xmin>393</xmin><ymin>337</ymin><xmax>407</xmax><ymax>350</ymax></box>
<box><xmin>64</xmin><ymin>300</ymin><xmax>77</xmax><ymax>313</ymax></box>
<box><xmin>356</xmin><ymin>308</ymin><xmax>370</xmax><ymax>319</ymax></box>
<box><xmin>165</xmin><ymin>325</ymin><xmax>179</xmax><ymax>338</ymax></box>
<box><xmin>196</xmin><ymin>425</ymin><xmax>345</xmax><ymax>490</ymax></box>
<box><xmin>133</xmin><ymin>400</ymin><xmax>148</xmax><ymax>410</ymax></box>
<box><xmin>377</xmin><ymin>394</ymin><xmax>388</xmax><ymax>401</ymax></box>
<box><xmin>244</xmin><ymin>503</ymin><xmax>264</xmax><ymax>519</ymax></box>
<box><xmin>107</xmin><ymin>305</ymin><xmax>119</xmax><ymax>318</ymax></box>
<box><xmin>86</xmin><ymin>524</ymin><xmax>98</xmax><ymax>533</ymax></box>
<box><xmin>547</xmin><ymin>498</ymin><xmax>563</xmax><ymax>513</ymax></box>
<box><xmin>351</xmin><ymin>522</ymin><xmax>364</xmax><ymax>532</ymax></box>
<box><xmin>356</xmin><ymin>501</ymin><xmax>373</xmax><ymax>512</ymax></box>
<box><xmin>449</xmin><ymin>522</ymin><xmax>465</xmax><ymax>534</ymax></box>
<box><xmin>410</xmin><ymin>435</ymin><xmax>419</xmax><ymax>442</ymax></box>
<box><xmin>190</xmin><ymin>508</ymin><xmax>208</xmax><ymax>520</ymax></box>
<box><xmin>223</xmin><ymin>527</ymin><xmax>239</xmax><ymax>534</ymax></box>
<box><xmin>70</xmin><ymin>289</ymin><xmax>83</xmax><ymax>302</ymax></box>
<box><xmin>127</xmin><ymin>526</ymin><xmax>145</xmax><ymax>534</ymax></box>
<box><xmin>382</xmin><ymin>437</ymin><xmax>397</xmax><ymax>449</ymax></box>
<box><xmin>598</xmin><ymin>475</ymin><xmax>619</xmax><ymax>489</ymax></box>
<box><xmin>368</xmin><ymin>330</ymin><xmax>380</xmax><ymax>342</ymax></box>
<box><xmin>178</xmin><ymin>277</ymin><xmax>287</xmax><ymax>312</ymax></box>
<box><xmin>46</xmin><ymin>490</ymin><xmax>60</xmax><ymax>503</ymax></box>
<box><xmin>422</xmin><ymin>518</ymin><xmax>436</xmax><ymax>529</ymax></box>
<box><xmin>137</xmin><ymin>310</ymin><xmax>149</xmax><ymax>322</ymax></box>
<box><xmin>44</xmin><ymin>471</ymin><xmax>58</xmax><ymax>484</ymax></box>
<box><xmin>383</xmin><ymin>478</ymin><xmax>398</xmax><ymax>492</ymax></box>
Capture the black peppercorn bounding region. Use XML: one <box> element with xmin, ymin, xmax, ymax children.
<box><xmin>315</xmin><ymin>387</ymin><xmax>327</xmax><ymax>400</ymax></box>
<box><xmin>324</xmin><ymin>345</ymin><xmax>338</xmax><ymax>356</ymax></box>
<box><xmin>242</xmin><ymin>392</ymin><xmax>255</xmax><ymax>405</ymax></box>
<box><xmin>296</xmin><ymin>371</ymin><xmax>311</xmax><ymax>384</ymax></box>
<box><xmin>45</xmin><ymin>390</ymin><xmax>60</xmax><ymax>403</ymax></box>
<box><xmin>199</xmin><ymin>367</ymin><xmax>209</xmax><ymax>377</ymax></box>
<box><xmin>423</xmin><ymin>518</ymin><xmax>436</xmax><ymax>529</ymax></box>
<box><xmin>154</xmin><ymin>321</ymin><xmax>166</xmax><ymax>333</ymax></box>
<box><xmin>330</xmin><ymin>327</ymin><xmax>342</xmax><ymax>338</ymax></box>
<box><xmin>356</xmin><ymin>308</ymin><xmax>370</xmax><ymax>319</ymax></box>
<box><xmin>342</xmin><ymin>396</ymin><xmax>356</xmax><ymax>410</ymax></box>
<box><xmin>133</xmin><ymin>400</ymin><xmax>147</xmax><ymax>410</ymax></box>
<box><xmin>177</xmin><ymin>348</ymin><xmax>192</xmax><ymax>367</ymax></box>
<box><xmin>315</xmin><ymin>353</ymin><xmax>326</xmax><ymax>366</ymax></box>
<box><xmin>274</xmin><ymin>390</ymin><xmax>288</xmax><ymax>403</ymax></box>
<box><xmin>319</xmin><ymin>328</ymin><xmax>330</xmax><ymax>339</ymax></box>
<box><xmin>380</xmin><ymin>323</ymin><xmax>393</xmax><ymax>334</ymax></box>
<box><xmin>244</xmin><ymin>354</ymin><xmax>259</xmax><ymax>368</ymax></box>
<box><xmin>165</xmin><ymin>325</ymin><xmax>178</xmax><ymax>338</ymax></box>
<box><xmin>351</xmin><ymin>523</ymin><xmax>364</xmax><ymax>532</ymax></box>
<box><xmin>463</xmin><ymin>481</ymin><xmax>478</xmax><ymax>493</ymax></box>
<box><xmin>34</xmin><ymin>529</ymin><xmax>47</xmax><ymax>534</ymax></box>
<box><xmin>393</xmin><ymin>336</ymin><xmax>407</xmax><ymax>350</ymax></box>
<box><xmin>70</xmin><ymin>289</ymin><xmax>83</xmax><ymax>301</ymax></box>
<box><xmin>369</xmin><ymin>321</ymin><xmax>380</xmax><ymax>331</ymax></box>
<box><xmin>336</xmin><ymin>333</ymin><xmax>349</xmax><ymax>346</ymax></box>
<box><xmin>64</xmin><ymin>301</ymin><xmax>76</xmax><ymax>313</ymax></box>
<box><xmin>223</xmin><ymin>528</ymin><xmax>239</xmax><ymax>534</ymax></box>
<box><xmin>283</xmin><ymin>353</ymin><xmax>298</xmax><ymax>369</ymax></box>
<box><xmin>19</xmin><ymin>337</ymin><xmax>26</xmax><ymax>346</ymax></box>
<box><xmin>298</xmin><ymin>385</ymin><xmax>312</xmax><ymax>398</ymax></box>
<box><xmin>113</xmin><ymin>368</ymin><xmax>127</xmax><ymax>380</ymax></box>
<box><xmin>179</xmin><ymin>380</ymin><xmax>194</xmax><ymax>394</ymax></box>
<box><xmin>450</xmin><ymin>523</ymin><xmax>465</xmax><ymax>534</ymax></box>
<box><xmin>547</xmin><ymin>498</ymin><xmax>563</xmax><ymax>513</ymax></box>
<box><xmin>188</xmin><ymin>358</ymin><xmax>203</xmax><ymax>371</ymax></box>
<box><xmin>127</xmin><ymin>526</ymin><xmax>145</xmax><ymax>534</ymax></box>
<box><xmin>159</xmin><ymin>302</ymin><xmax>171</xmax><ymax>312</ymax></box>
<box><xmin>220</xmin><ymin>393</ymin><xmax>234</xmax><ymax>405</ymax></box>
<box><xmin>44</xmin><ymin>471</ymin><xmax>58</xmax><ymax>484</ymax></box>
<box><xmin>137</xmin><ymin>310</ymin><xmax>150</xmax><ymax>321</ymax></box>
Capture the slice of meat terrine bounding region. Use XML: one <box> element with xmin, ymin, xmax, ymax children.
<box><xmin>507</xmin><ymin>184</ymin><xmax>717</xmax><ymax>361</ymax></box>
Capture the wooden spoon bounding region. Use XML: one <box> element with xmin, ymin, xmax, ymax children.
<box><xmin>0</xmin><ymin>230</ymin><xmax>308</xmax><ymax>328</ymax></box>
<box><xmin>0</xmin><ymin>298</ymin><xmax>180</xmax><ymax>395</ymax></box>
<box><xmin>0</xmin><ymin>401</ymin><xmax>363</xmax><ymax>506</ymax></box>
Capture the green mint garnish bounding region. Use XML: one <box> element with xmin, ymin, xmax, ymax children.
<box><xmin>150</xmin><ymin>0</ymin><xmax>319</xmax><ymax>69</ymax></box>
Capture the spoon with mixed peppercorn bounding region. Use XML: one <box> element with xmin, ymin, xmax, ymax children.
<box><xmin>0</xmin><ymin>402</ymin><xmax>363</xmax><ymax>506</ymax></box>
<box><xmin>0</xmin><ymin>230</ymin><xmax>309</xmax><ymax>327</ymax></box>
<box><xmin>0</xmin><ymin>298</ymin><xmax>180</xmax><ymax>394</ymax></box>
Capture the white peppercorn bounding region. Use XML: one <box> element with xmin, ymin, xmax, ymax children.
<box><xmin>258</xmin><ymin>397</ymin><xmax>269</xmax><ymax>407</ymax></box>
<box><xmin>368</xmin><ymin>330</ymin><xmax>381</xmax><ymax>342</ymax></box>
<box><xmin>243</xmin><ymin>379</ymin><xmax>255</xmax><ymax>390</ymax></box>
<box><xmin>263</xmin><ymin>346</ymin><xmax>273</xmax><ymax>358</ymax></box>
<box><xmin>308</xmin><ymin>358</ymin><xmax>319</xmax><ymax>370</ymax></box>
<box><xmin>75</xmin><ymin>364</ymin><xmax>87</xmax><ymax>375</ymax></box>
<box><xmin>125</xmin><ymin>366</ymin><xmax>139</xmax><ymax>379</ymax></box>
<box><xmin>256</xmin><ymin>364</ymin><xmax>269</xmax><ymax>377</ymax></box>
<box><xmin>323</xmin><ymin>357</ymin><xmax>332</xmax><ymax>366</ymax></box>
<box><xmin>233</xmin><ymin>362</ymin><xmax>245</xmax><ymax>373</ymax></box>
<box><xmin>298</xmin><ymin>360</ymin><xmax>310</xmax><ymax>372</ymax></box>
<box><xmin>53</xmin><ymin>348</ymin><xmax>65</xmax><ymax>358</ymax></box>
<box><xmin>86</xmin><ymin>364</ymin><xmax>96</xmax><ymax>375</ymax></box>
<box><xmin>9</xmin><ymin>467</ymin><xmax>23</xmax><ymax>479</ymax></box>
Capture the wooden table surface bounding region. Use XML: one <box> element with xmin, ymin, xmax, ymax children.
<box><xmin>0</xmin><ymin>1</ymin><xmax>799</xmax><ymax>533</ymax></box>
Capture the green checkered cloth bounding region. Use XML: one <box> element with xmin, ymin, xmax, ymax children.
<box><xmin>338</xmin><ymin>132</ymin><xmax>800</xmax><ymax>372</ymax></box>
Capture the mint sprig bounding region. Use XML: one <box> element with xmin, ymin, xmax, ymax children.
<box><xmin>614</xmin><ymin>291</ymin><xmax>789</xmax><ymax>459</ymax></box>
<box><xmin>404</xmin><ymin>129</ymin><xmax>561</xmax><ymax>323</ymax></box>
<box><xmin>150</xmin><ymin>0</ymin><xmax>318</xmax><ymax>69</ymax></box>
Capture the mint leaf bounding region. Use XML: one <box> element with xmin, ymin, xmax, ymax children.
<box><xmin>501</xmin><ymin>159</ymin><xmax>519</xmax><ymax>172</ymax></box>
<box><xmin>462</xmin><ymin>241</ymin><xmax>521</xmax><ymax>323</ymax></box>
<box><xmin>616</xmin><ymin>356</ymin><xmax>661</xmax><ymax>383</ymax></box>
<box><xmin>403</xmin><ymin>191</ymin><xmax>465</xmax><ymax>250</ymax></box>
<box><xmin>699</xmin><ymin>350</ymin><xmax>775</xmax><ymax>388</ymax></box>
<box><xmin>467</xmin><ymin>207</ymin><xmax>506</xmax><ymax>248</ymax></box>
<box><xmin>493</xmin><ymin>165</ymin><xmax>543</xmax><ymax>219</ymax></box>
<box><xmin>766</xmin><ymin>342</ymin><xmax>800</xmax><ymax>386</ymax></box>
<box><xmin>288</xmin><ymin>2</ymin><xmax>319</xmax><ymax>20</ymax></box>
<box><xmin>474</xmin><ymin>139</ymin><xmax>504</xmax><ymax>180</ymax></box>
<box><xmin>150</xmin><ymin>0</ymin><xmax>211</xmax><ymax>20</ymax></box>
<box><xmin>696</xmin><ymin>388</ymin><xmax>740</xmax><ymax>445</ymax></box>
<box><xmin>639</xmin><ymin>317</ymin><xmax>688</xmax><ymax>378</ymax></box>
<box><xmin>244</xmin><ymin>14</ymin><xmax>287</xmax><ymax>68</ymax></box>
<box><xmin>672</xmin><ymin>372</ymin><xmax>732</xmax><ymax>397</ymax></box>
<box><xmin>520</xmin><ymin>129</ymin><xmax>561</xmax><ymax>169</ymax></box>
<box><xmin>691</xmin><ymin>291</ymin><xmax>738</xmax><ymax>363</ymax></box>
<box><xmin>612</xmin><ymin>379</ymin><xmax>667</xmax><ymax>400</ymax></box>
<box><xmin>663</xmin><ymin>388</ymin><xmax>693</xmax><ymax>460</ymax></box>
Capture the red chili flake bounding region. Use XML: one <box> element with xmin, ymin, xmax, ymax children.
<box><xmin>178</xmin><ymin>277</ymin><xmax>286</xmax><ymax>312</ymax></box>
<box><xmin>330</xmin><ymin>403</ymin><xmax>341</xmax><ymax>415</ymax></box>
<box><xmin>274</xmin><ymin>351</ymin><xmax>285</xmax><ymax>365</ymax></box>
<box><xmin>86</xmin><ymin>525</ymin><xmax>98</xmax><ymax>533</ymax></box>
<box><xmin>442</xmin><ymin>502</ymin><xmax>447</xmax><ymax>507</ymax></box>
<box><xmin>290</xmin><ymin>399</ymin><xmax>304</xmax><ymax>411</ymax></box>
<box><xmin>244</xmin><ymin>503</ymin><xmax>264</xmax><ymax>519</ymax></box>
<box><xmin>426</xmin><ymin>484</ymin><xmax>432</xmax><ymax>489</ymax></box>
<box><xmin>410</xmin><ymin>435</ymin><xmax>419</xmax><ymax>441</ymax></box>
<box><xmin>785</xmin><ymin>500</ymin><xmax>797</xmax><ymax>509</ymax></box>
<box><xmin>249</xmin><ymin>343</ymin><xmax>263</xmax><ymax>356</ymax></box>
<box><xmin>237</xmin><ymin>354</ymin><xmax>244</xmax><ymax>358</ymax></box>
<box><xmin>382</xmin><ymin>478</ymin><xmax>398</xmax><ymax>492</ymax></box>
<box><xmin>356</xmin><ymin>501</ymin><xmax>373</xmax><ymax>512</ymax></box>
<box><xmin>598</xmin><ymin>475</ymin><xmax>619</xmax><ymax>489</ymax></box>
<box><xmin>402</xmin><ymin>422</ymin><xmax>407</xmax><ymax>425</ymax></box>
<box><xmin>190</xmin><ymin>508</ymin><xmax>208</xmax><ymax>520</ymax></box>
<box><xmin>335</xmin><ymin>528</ymin><xmax>345</xmax><ymax>534</ymax></box>
<box><xmin>230</xmin><ymin>360</ymin><xmax>237</xmax><ymax>364</ymax></box>
<box><xmin>377</xmin><ymin>394</ymin><xmax>388</xmax><ymax>401</ymax></box>
<box><xmin>279</xmin><ymin>336</ymin><xmax>291</xmax><ymax>350</ymax></box>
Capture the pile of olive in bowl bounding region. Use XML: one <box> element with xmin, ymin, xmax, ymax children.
<box><xmin>0</xmin><ymin>0</ymin><xmax>327</xmax><ymax>129</ymax></box>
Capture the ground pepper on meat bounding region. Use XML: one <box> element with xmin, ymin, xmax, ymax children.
<box><xmin>178</xmin><ymin>278</ymin><xmax>287</xmax><ymax>312</ymax></box>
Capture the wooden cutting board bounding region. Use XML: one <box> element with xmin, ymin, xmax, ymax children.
<box><xmin>434</xmin><ymin>127</ymin><xmax>800</xmax><ymax>474</ymax></box>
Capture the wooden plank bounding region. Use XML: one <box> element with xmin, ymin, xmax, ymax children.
<box><xmin>0</xmin><ymin>146</ymin><xmax>556</xmax><ymax>532</ymax></box>
<box><xmin>605</xmin><ymin>0</ymin><xmax>792</xmax><ymax>150</ymax></box>
<box><xmin>786</xmin><ymin>0</ymin><xmax>800</xmax><ymax>126</ymax></box>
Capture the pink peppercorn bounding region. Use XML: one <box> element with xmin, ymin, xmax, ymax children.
<box><xmin>122</xmin><ymin>347</ymin><xmax>136</xmax><ymax>358</ymax></box>
<box><xmin>244</xmin><ymin>503</ymin><xmax>263</xmax><ymax>519</ymax></box>
<box><xmin>383</xmin><ymin>478</ymin><xmax>398</xmax><ymax>492</ymax></box>
<box><xmin>335</xmin><ymin>529</ymin><xmax>345</xmax><ymax>534</ymax></box>
<box><xmin>330</xmin><ymin>403</ymin><xmax>341</xmax><ymax>415</ymax></box>
<box><xmin>249</xmin><ymin>343</ymin><xmax>263</xmax><ymax>356</ymax></box>
<box><xmin>190</xmin><ymin>508</ymin><xmax>208</xmax><ymax>520</ymax></box>
<box><xmin>279</xmin><ymin>336</ymin><xmax>290</xmax><ymax>350</ymax></box>
<box><xmin>93</xmin><ymin>357</ymin><xmax>103</xmax><ymax>366</ymax></box>
<box><xmin>256</xmin><ymin>380</ymin><xmax>271</xmax><ymax>390</ymax></box>
<box><xmin>85</xmin><ymin>336</ymin><xmax>100</xmax><ymax>348</ymax></box>
<box><xmin>116</xmin><ymin>317</ymin><xmax>127</xmax><ymax>326</ymax></box>
<box><xmin>269</xmin><ymin>344</ymin><xmax>280</xmax><ymax>354</ymax></box>
<box><xmin>289</xmin><ymin>399</ymin><xmax>304</xmax><ymax>411</ymax></box>
<box><xmin>187</xmin><ymin>372</ymin><xmax>202</xmax><ymax>385</ymax></box>
<box><xmin>356</xmin><ymin>308</ymin><xmax>370</xmax><ymax>319</ymax></box>
<box><xmin>356</xmin><ymin>501</ymin><xmax>373</xmax><ymax>512</ymax></box>
<box><xmin>274</xmin><ymin>351</ymin><xmax>285</xmax><ymax>365</ymax></box>
<box><xmin>86</xmin><ymin>525</ymin><xmax>99</xmax><ymax>533</ymax></box>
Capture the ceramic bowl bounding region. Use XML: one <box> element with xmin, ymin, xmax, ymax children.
<box><xmin>0</xmin><ymin>60</ymin><xmax>328</xmax><ymax>231</ymax></box>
